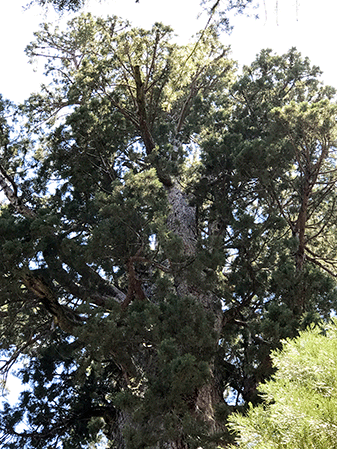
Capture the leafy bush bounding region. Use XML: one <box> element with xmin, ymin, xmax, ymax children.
<box><xmin>229</xmin><ymin>320</ymin><xmax>337</xmax><ymax>448</ymax></box>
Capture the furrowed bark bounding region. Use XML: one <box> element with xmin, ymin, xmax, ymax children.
<box><xmin>158</xmin><ymin>167</ymin><xmax>226</xmax><ymax>443</ymax></box>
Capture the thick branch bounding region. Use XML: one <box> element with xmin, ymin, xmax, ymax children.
<box><xmin>121</xmin><ymin>249</ymin><xmax>146</xmax><ymax>310</ymax></box>
<box><xmin>22</xmin><ymin>273</ymin><xmax>83</xmax><ymax>334</ymax></box>
<box><xmin>133</xmin><ymin>64</ymin><xmax>156</xmax><ymax>155</ymax></box>
<box><xmin>43</xmin><ymin>250</ymin><xmax>125</xmax><ymax>308</ymax></box>
<box><xmin>56</xmin><ymin>245</ymin><xmax>126</xmax><ymax>304</ymax></box>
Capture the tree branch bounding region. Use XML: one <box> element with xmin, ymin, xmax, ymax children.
<box><xmin>133</xmin><ymin>65</ymin><xmax>156</xmax><ymax>155</ymax></box>
<box><xmin>22</xmin><ymin>273</ymin><xmax>84</xmax><ymax>334</ymax></box>
<box><xmin>306</xmin><ymin>254</ymin><xmax>337</xmax><ymax>278</ymax></box>
<box><xmin>0</xmin><ymin>166</ymin><xmax>35</xmax><ymax>218</ymax></box>
<box><xmin>121</xmin><ymin>248</ymin><xmax>146</xmax><ymax>310</ymax></box>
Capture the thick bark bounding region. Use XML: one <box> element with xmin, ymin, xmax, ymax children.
<box><xmin>166</xmin><ymin>184</ymin><xmax>197</xmax><ymax>258</ymax></box>
<box><xmin>1</xmin><ymin>160</ymin><xmax>225</xmax><ymax>446</ymax></box>
<box><xmin>166</xmin><ymin>183</ymin><xmax>225</xmax><ymax>440</ymax></box>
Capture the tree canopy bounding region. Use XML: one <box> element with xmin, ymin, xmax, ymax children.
<box><xmin>28</xmin><ymin>0</ymin><xmax>86</xmax><ymax>11</ymax></box>
<box><xmin>0</xmin><ymin>11</ymin><xmax>337</xmax><ymax>449</ymax></box>
<box><xmin>29</xmin><ymin>0</ymin><xmax>254</xmax><ymax>11</ymax></box>
<box><xmin>28</xmin><ymin>0</ymin><xmax>256</xmax><ymax>27</ymax></box>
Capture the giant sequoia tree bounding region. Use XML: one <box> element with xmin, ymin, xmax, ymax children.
<box><xmin>0</xmin><ymin>13</ymin><xmax>337</xmax><ymax>449</ymax></box>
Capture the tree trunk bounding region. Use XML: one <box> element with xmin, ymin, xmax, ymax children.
<box><xmin>166</xmin><ymin>183</ymin><xmax>225</xmax><ymax>440</ymax></box>
<box><xmin>105</xmin><ymin>182</ymin><xmax>225</xmax><ymax>449</ymax></box>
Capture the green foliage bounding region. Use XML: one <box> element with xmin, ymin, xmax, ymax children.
<box><xmin>30</xmin><ymin>0</ymin><xmax>256</xmax><ymax>20</ymax></box>
<box><xmin>0</xmin><ymin>295</ymin><xmax>216</xmax><ymax>449</ymax></box>
<box><xmin>228</xmin><ymin>320</ymin><xmax>337</xmax><ymax>448</ymax></box>
<box><xmin>196</xmin><ymin>46</ymin><xmax>337</xmax><ymax>406</ymax></box>
<box><xmin>0</xmin><ymin>332</ymin><xmax>119</xmax><ymax>449</ymax></box>
<box><xmin>111</xmin><ymin>296</ymin><xmax>217</xmax><ymax>448</ymax></box>
<box><xmin>1</xmin><ymin>12</ymin><xmax>337</xmax><ymax>449</ymax></box>
<box><xmin>29</xmin><ymin>0</ymin><xmax>86</xmax><ymax>11</ymax></box>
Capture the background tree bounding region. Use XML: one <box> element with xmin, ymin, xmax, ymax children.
<box><xmin>28</xmin><ymin>0</ymin><xmax>86</xmax><ymax>11</ymax></box>
<box><xmin>228</xmin><ymin>320</ymin><xmax>337</xmax><ymax>449</ymax></box>
<box><xmin>196</xmin><ymin>47</ymin><xmax>337</xmax><ymax>405</ymax></box>
<box><xmin>28</xmin><ymin>0</ymin><xmax>255</xmax><ymax>15</ymax></box>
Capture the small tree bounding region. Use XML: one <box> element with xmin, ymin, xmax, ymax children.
<box><xmin>228</xmin><ymin>320</ymin><xmax>337</xmax><ymax>449</ymax></box>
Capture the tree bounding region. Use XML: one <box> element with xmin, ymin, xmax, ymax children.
<box><xmin>0</xmin><ymin>14</ymin><xmax>235</xmax><ymax>448</ymax></box>
<box><xmin>0</xmin><ymin>14</ymin><xmax>337</xmax><ymax>449</ymax></box>
<box><xmin>197</xmin><ymin>47</ymin><xmax>337</xmax><ymax>405</ymax></box>
<box><xmin>28</xmin><ymin>0</ymin><xmax>256</xmax><ymax>28</ymax></box>
<box><xmin>28</xmin><ymin>0</ymin><xmax>88</xmax><ymax>11</ymax></box>
<box><xmin>28</xmin><ymin>0</ymin><xmax>254</xmax><ymax>13</ymax></box>
<box><xmin>27</xmin><ymin>0</ymin><xmax>296</xmax><ymax>32</ymax></box>
<box><xmin>228</xmin><ymin>320</ymin><xmax>337</xmax><ymax>448</ymax></box>
<box><xmin>27</xmin><ymin>0</ymin><xmax>84</xmax><ymax>11</ymax></box>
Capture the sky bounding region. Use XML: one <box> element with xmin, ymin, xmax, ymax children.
<box><xmin>1</xmin><ymin>0</ymin><xmax>337</xmax><ymax>104</ymax></box>
<box><xmin>0</xmin><ymin>0</ymin><xmax>337</xmax><ymax>403</ymax></box>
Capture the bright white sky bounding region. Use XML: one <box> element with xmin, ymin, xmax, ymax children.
<box><xmin>1</xmin><ymin>0</ymin><xmax>337</xmax><ymax>402</ymax></box>
<box><xmin>1</xmin><ymin>0</ymin><xmax>337</xmax><ymax>104</ymax></box>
